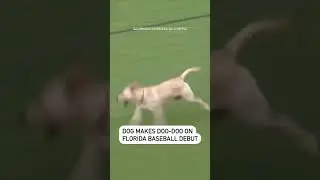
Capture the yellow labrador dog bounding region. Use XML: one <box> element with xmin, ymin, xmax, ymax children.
<box><xmin>117</xmin><ymin>67</ymin><xmax>210</xmax><ymax>125</ymax></box>
<box><xmin>211</xmin><ymin>19</ymin><xmax>319</xmax><ymax>155</ymax></box>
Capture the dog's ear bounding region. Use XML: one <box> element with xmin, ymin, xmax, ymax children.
<box><xmin>129</xmin><ymin>81</ymin><xmax>140</xmax><ymax>91</ymax></box>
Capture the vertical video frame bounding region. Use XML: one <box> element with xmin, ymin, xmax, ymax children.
<box><xmin>110</xmin><ymin>0</ymin><xmax>210</xmax><ymax>180</ymax></box>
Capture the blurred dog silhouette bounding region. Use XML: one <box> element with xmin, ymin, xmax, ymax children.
<box><xmin>211</xmin><ymin>19</ymin><xmax>319</xmax><ymax>156</ymax></box>
<box><xmin>20</xmin><ymin>63</ymin><xmax>109</xmax><ymax>180</ymax></box>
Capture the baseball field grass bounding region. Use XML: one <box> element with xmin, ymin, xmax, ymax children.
<box><xmin>110</xmin><ymin>0</ymin><xmax>210</xmax><ymax>180</ymax></box>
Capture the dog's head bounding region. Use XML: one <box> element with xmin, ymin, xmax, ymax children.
<box><xmin>117</xmin><ymin>81</ymin><xmax>140</xmax><ymax>107</ymax></box>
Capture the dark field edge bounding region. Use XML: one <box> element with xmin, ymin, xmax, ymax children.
<box><xmin>107</xmin><ymin>0</ymin><xmax>111</xmax><ymax>179</ymax></box>
<box><xmin>110</xmin><ymin>14</ymin><xmax>210</xmax><ymax>35</ymax></box>
<box><xmin>209</xmin><ymin>2</ymin><xmax>212</xmax><ymax>180</ymax></box>
<box><xmin>105</xmin><ymin>0</ymin><xmax>111</xmax><ymax>179</ymax></box>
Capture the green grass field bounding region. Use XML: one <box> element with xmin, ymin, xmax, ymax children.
<box><xmin>111</xmin><ymin>0</ymin><xmax>210</xmax><ymax>180</ymax></box>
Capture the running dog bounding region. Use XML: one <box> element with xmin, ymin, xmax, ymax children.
<box><xmin>211</xmin><ymin>19</ymin><xmax>319</xmax><ymax>155</ymax></box>
<box><xmin>117</xmin><ymin>67</ymin><xmax>210</xmax><ymax>125</ymax></box>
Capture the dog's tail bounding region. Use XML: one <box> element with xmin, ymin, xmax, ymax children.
<box><xmin>180</xmin><ymin>67</ymin><xmax>201</xmax><ymax>79</ymax></box>
<box><xmin>224</xmin><ymin>19</ymin><xmax>289</xmax><ymax>59</ymax></box>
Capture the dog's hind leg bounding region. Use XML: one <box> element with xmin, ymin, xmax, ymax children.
<box><xmin>181</xmin><ymin>83</ymin><xmax>210</xmax><ymax>111</ymax></box>
<box><xmin>190</xmin><ymin>97</ymin><xmax>210</xmax><ymax>111</ymax></box>
<box><xmin>271</xmin><ymin>112</ymin><xmax>319</xmax><ymax>156</ymax></box>
<box><xmin>228</xmin><ymin>67</ymin><xmax>319</xmax><ymax>155</ymax></box>
<box><xmin>129</xmin><ymin>106</ymin><xmax>143</xmax><ymax>125</ymax></box>
<box><xmin>234</xmin><ymin>103</ymin><xmax>319</xmax><ymax>156</ymax></box>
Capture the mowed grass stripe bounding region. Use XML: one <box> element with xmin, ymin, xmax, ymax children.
<box><xmin>110</xmin><ymin>0</ymin><xmax>209</xmax><ymax>31</ymax></box>
<box><xmin>110</xmin><ymin>14</ymin><xmax>209</xmax><ymax>35</ymax></box>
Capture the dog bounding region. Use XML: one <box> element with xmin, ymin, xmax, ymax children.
<box><xmin>117</xmin><ymin>67</ymin><xmax>210</xmax><ymax>125</ymax></box>
<box><xmin>20</xmin><ymin>66</ymin><xmax>109</xmax><ymax>180</ymax></box>
<box><xmin>211</xmin><ymin>19</ymin><xmax>319</xmax><ymax>155</ymax></box>
<box><xmin>21</xmin><ymin>68</ymin><xmax>109</xmax><ymax>141</ymax></box>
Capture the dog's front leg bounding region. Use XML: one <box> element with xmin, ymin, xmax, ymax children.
<box><xmin>152</xmin><ymin>107</ymin><xmax>167</xmax><ymax>125</ymax></box>
<box><xmin>129</xmin><ymin>106</ymin><xmax>143</xmax><ymax>125</ymax></box>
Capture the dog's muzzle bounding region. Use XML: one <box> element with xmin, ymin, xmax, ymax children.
<box><xmin>123</xmin><ymin>101</ymin><xmax>128</xmax><ymax>108</ymax></box>
<box><xmin>116</xmin><ymin>96</ymin><xmax>128</xmax><ymax>108</ymax></box>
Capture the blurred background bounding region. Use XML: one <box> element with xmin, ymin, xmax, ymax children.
<box><xmin>211</xmin><ymin>1</ymin><xmax>320</xmax><ymax>180</ymax></box>
<box><xmin>0</xmin><ymin>0</ymin><xmax>108</xmax><ymax>179</ymax></box>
